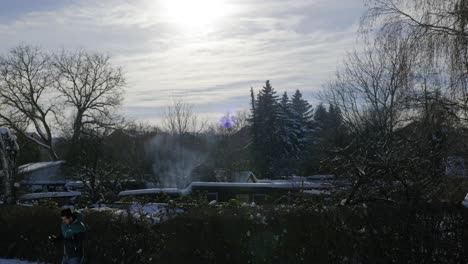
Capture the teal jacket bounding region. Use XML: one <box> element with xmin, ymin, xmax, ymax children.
<box><xmin>61</xmin><ymin>212</ymin><xmax>87</xmax><ymax>258</ymax></box>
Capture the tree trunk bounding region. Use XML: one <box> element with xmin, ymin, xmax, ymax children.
<box><xmin>0</xmin><ymin>128</ymin><xmax>19</xmax><ymax>205</ymax></box>
<box><xmin>46</xmin><ymin>138</ymin><xmax>59</xmax><ymax>161</ymax></box>
<box><xmin>0</xmin><ymin>149</ymin><xmax>13</xmax><ymax>204</ymax></box>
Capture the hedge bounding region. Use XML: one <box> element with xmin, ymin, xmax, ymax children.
<box><xmin>0</xmin><ymin>202</ymin><xmax>467</xmax><ymax>263</ymax></box>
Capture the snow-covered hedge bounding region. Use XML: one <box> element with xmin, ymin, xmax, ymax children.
<box><xmin>1</xmin><ymin>203</ymin><xmax>468</xmax><ymax>263</ymax></box>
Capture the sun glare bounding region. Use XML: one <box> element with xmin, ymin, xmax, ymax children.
<box><xmin>160</xmin><ymin>0</ymin><xmax>230</xmax><ymax>30</ymax></box>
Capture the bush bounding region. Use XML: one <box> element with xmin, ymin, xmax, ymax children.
<box><xmin>0</xmin><ymin>203</ymin><xmax>467</xmax><ymax>263</ymax></box>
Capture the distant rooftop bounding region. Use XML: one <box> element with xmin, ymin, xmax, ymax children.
<box><xmin>19</xmin><ymin>191</ymin><xmax>81</xmax><ymax>200</ymax></box>
<box><xmin>18</xmin><ymin>160</ymin><xmax>65</xmax><ymax>174</ymax></box>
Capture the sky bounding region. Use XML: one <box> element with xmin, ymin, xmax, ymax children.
<box><xmin>0</xmin><ymin>0</ymin><xmax>364</xmax><ymax>124</ymax></box>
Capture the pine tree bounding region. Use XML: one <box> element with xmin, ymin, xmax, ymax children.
<box><xmin>250</xmin><ymin>81</ymin><xmax>298</xmax><ymax>178</ymax></box>
<box><xmin>303</xmin><ymin>102</ymin><xmax>348</xmax><ymax>174</ymax></box>
<box><xmin>250</xmin><ymin>87</ymin><xmax>258</xmax><ymax>152</ymax></box>
<box><xmin>250</xmin><ymin>81</ymin><xmax>280</xmax><ymax>178</ymax></box>
<box><xmin>289</xmin><ymin>90</ymin><xmax>314</xmax><ymax>173</ymax></box>
<box><xmin>277</xmin><ymin>91</ymin><xmax>302</xmax><ymax>175</ymax></box>
<box><xmin>250</xmin><ymin>84</ymin><xmax>318</xmax><ymax>177</ymax></box>
<box><xmin>291</xmin><ymin>89</ymin><xmax>314</xmax><ymax>128</ymax></box>
<box><xmin>328</xmin><ymin>104</ymin><xmax>343</xmax><ymax>134</ymax></box>
<box><xmin>313</xmin><ymin>103</ymin><xmax>328</xmax><ymax>132</ymax></box>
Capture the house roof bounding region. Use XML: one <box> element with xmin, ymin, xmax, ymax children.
<box><xmin>19</xmin><ymin>191</ymin><xmax>81</xmax><ymax>200</ymax></box>
<box><xmin>118</xmin><ymin>181</ymin><xmax>332</xmax><ymax>197</ymax></box>
<box><xmin>18</xmin><ymin>161</ymin><xmax>68</xmax><ymax>184</ymax></box>
<box><xmin>231</xmin><ymin>171</ymin><xmax>258</xmax><ymax>183</ymax></box>
<box><xmin>18</xmin><ymin>160</ymin><xmax>65</xmax><ymax>174</ymax></box>
<box><xmin>119</xmin><ymin>188</ymin><xmax>187</xmax><ymax>197</ymax></box>
<box><xmin>215</xmin><ymin>170</ymin><xmax>258</xmax><ymax>183</ymax></box>
<box><xmin>21</xmin><ymin>180</ymin><xmax>67</xmax><ymax>185</ymax></box>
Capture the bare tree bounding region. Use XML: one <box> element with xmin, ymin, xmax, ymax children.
<box><xmin>153</xmin><ymin>100</ymin><xmax>207</xmax><ymax>187</ymax></box>
<box><xmin>325</xmin><ymin>34</ymin><xmax>416</xmax><ymax>135</ymax></box>
<box><xmin>364</xmin><ymin>0</ymin><xmax>468</xmax><ymax>38</ymax></box>
<box><xmin>70</xmin><ymin>125</ymin><xmax>127</xmax><ymax>204</ymax></box>
<box><xmin>53</xmin><ymin>50</ymin><xmax>125</xmax><ymax>146</ymax></box>
<box><xmin>321</xmin><ymin>2</ymin><xmax>468</xmax><ymax>204</ymax></box>
<box><xmin>322</xmin><ymin>34</ymin><xmax>426</xmax><ymax>204</ymax></box>
<box><xmin>364</xmin><ymin>0</ymin><xmax>468</xmax><ymax>120</ymax></box>
<box><xmin>162</xmin><ymin>100</ymin><xmax>205</xmax><ymax>135</ymax></box>
<box><xmin>0</xmin><ymin>46</ymin><xmax>59</xmax><ymax>160</ymax></box>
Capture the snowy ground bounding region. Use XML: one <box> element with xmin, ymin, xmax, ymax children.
<box><xmin>0</xmin><ymin>259</ymin><xmax>41</xmax><ymax>264</ymax></box>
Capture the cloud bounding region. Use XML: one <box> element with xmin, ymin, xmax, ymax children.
<box><xmin>0</xmin><ymin>0</ymin><xmax>364</xmax><ymax>125</ymax></box>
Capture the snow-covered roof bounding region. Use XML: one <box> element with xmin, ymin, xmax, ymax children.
<box><xmin>118</xmin><ymin>181</ymin><xmax>331</xmax><ymax>197</ymax></box>
<box><xmin>215</xmin><ymin>170</ymin><xmax>258</xmax><ymax>183</ymax></box>
<box><xmin>231</xmin><ymin>171</ymin><xmax>258</xmax><ymax>183</ymax></box>
<box><xmin>119</xmin><ymin>188</ymin><xmax>182</xmax><ymax>196</ymax></box>
<box><xmin>191</xmin><ymin>181</ymin><xmax>328</xmax><ymax>189</ymax></box>
<box><xmin>19</xmin><ymin>191</ymin><xmax>81</xmax><ymax>200</ymax></box>
<box><xmin>21</xmin><ymin>180</ymin><xmax>68</xmax><ymax>185</ymax></box>
<box><xmin>306</xmin><ymin>175</ymin><xmax>335</xmax><ymax>181</ymax></box>
<box><xmin>18</xmin><ymin>160</ymin><xmax>65</xmax><ymax>174</ymax></box>
<box><xmin>261</xmin><ymin>175</ymin><xmax>336</xmax><ymax>182</ymax></box>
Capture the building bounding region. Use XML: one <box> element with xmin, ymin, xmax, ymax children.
<box><xmin>18</xmin><ymin>191</ymin><xmax>81</xmax><ymax>206</ymax></box>
<box><xmin>214</xmin><ymin>170</ymin><xmax>258</xmax><ymax>183</ymax></box>
<box><xmin>119</xmin><ymin>175</ymin><xmax>335</xmax><ymax>204</ymax></box>
<box><xmin>17</xmin><ymin>160</ymin><xmax>70</xmax><ymax>192</ymax></box>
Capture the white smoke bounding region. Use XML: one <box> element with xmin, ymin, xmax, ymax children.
<box><xmin>148</xmin><ymin>134</ymin><xmax>207</xmax><ymax>188</ymax></box>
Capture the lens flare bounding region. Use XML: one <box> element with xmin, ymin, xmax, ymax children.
<box><xmin>220</xmin><ymin>112</ymin><xmax>237</xmax><ymax>129</ymax></box>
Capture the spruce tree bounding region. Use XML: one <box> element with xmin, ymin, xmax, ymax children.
<box><xmin>251</xmin><ymin>80</ymin><xmax>301</xmax><ymax>178</ymax></box>
<box><xmin>291</xmin><ymin>89</ymin><xmax>314</xmax><ymax>128</ymax></box>
<box><xmin>278</xmin><ymin>91</ymin><xmax>301</xmax><ymax>175</ymax></box>
<box><xmin>250</xmin><ymin>81</ymin><xmax>280</xmax><ymax>178</ymax></box>
<box><xmin>289</xmin><ymin>89</ymin><xmax>314</xmax><ymax>173</ymax></box>
<box><xmin>304</xmin><ymin>102</ymin><xmax>348</xmax><ymax>174</ymax></box>
<box><xmin>313</xmin><ymin>103</ymin><xmax>328</xmax><ymax>132</ymax></box>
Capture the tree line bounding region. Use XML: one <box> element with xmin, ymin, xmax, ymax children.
<box><xmin>319</xmin><ymin>0</ymin><xmax>468</xmax><ymax>204</ymax></box>
<box><xmin>4</xmin><ymin>0</ymin><xmax>468</xmax><ymax>205</ymax></box>
<box><xmin>249</xmin><ymin>80</ymin><xmax>344</xmax><ymax>178</ymax></box>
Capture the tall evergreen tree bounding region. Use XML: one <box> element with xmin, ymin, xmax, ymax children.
<box><xmin>291</xmin><ymin>89</ymin><xmax>314</xmax><ymax>128</ymax></box>
<box><xmin>250</xmin><ymin>81</ymin><xmax>280</xmax><ymax>178</ymax></box>
<box><xmin>303</xmin><ymin>102</ymin><xmax>348</xmax><ymax>174</ymax></box>
<box><xmin>278</xmin><ymin>91</ymin><xmax>302</xmax><ymax>175</ymax></box>
<box><xmin>313</xmin><ymin>103</ymin><xmax>328</xmax><ymax>131</ymax></box>
<box><xmin>250</xmin><ymin>81</ymin><xmax>302</xmax><ymax>178</ymax></box>
<box><xmin>289</xmin><ymin>90</ymin><xmax>314</xmax><ymax>173</ymax></box>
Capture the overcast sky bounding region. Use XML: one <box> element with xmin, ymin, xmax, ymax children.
<box><xmin>0</xmin><ymin>0</ymin><xmax>364</xmax><ymax>124</ymax></box>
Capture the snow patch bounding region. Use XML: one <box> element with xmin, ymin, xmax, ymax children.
<box><xmin>462</xmin><ymin>193</ymin><xmax>468</xmax><ymax>208</ymax></box>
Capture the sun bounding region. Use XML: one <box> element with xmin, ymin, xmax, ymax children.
<box><xmin>160</xmin><ymin>0</ymin><xmax>230</xmax><ymax>30</ymax></box>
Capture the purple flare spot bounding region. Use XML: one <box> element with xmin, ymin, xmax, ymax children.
<box><xmin>220</xmin><ymin>113</ymin><xmax>237</xmax><ymax>128</ymax></box>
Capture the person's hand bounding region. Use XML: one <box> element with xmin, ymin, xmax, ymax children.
<box><xmin>48</xmin><ymin>235</ymin><xmax>59</xmax><ymax>242</ymax></box>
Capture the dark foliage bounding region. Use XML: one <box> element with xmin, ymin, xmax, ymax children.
<box><xmin>1</xmin><ymin>204</ymin><xmax>467</xmax><ymax>264</ymax></box>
